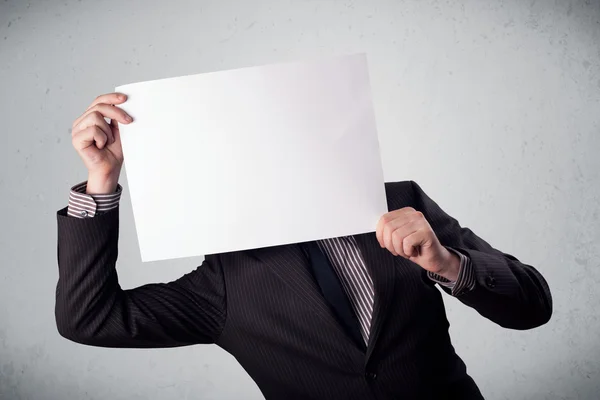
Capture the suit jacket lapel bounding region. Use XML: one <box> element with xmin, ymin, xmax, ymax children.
<box><xmin>354</xmin><ymin>232</ymin><xmax>397</xmax><ymax>363</ymax></box>
<box><xmin>250</xmin><ymin>243</ymin><xmax>364</xmax><ymax>353</ymax></box>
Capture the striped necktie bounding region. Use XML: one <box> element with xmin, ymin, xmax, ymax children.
<box><xmin>302</xmin><ymin>241</ymin><xmax>366</xmax><ymax>350</ymax></box>
<box><xmin>317</xmin><ymin>237</ymin><xmax>375</xmax><ymax>344</ymax></box>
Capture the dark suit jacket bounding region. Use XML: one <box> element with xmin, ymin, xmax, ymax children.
<box><xmin>55</xmin><ymin>181</ymin><xmax>552</xmax><ymax>400</ymax></box>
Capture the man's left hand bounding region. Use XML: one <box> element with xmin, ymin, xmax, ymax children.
<box><xmin>376</xmin><ymin>207</ymin><xmax>460</xmax><ymax>281</ymax></box>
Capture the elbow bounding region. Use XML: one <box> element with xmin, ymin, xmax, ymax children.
<box><xmin>530</xmin><ymin>298</ymin><xmax>553</xmax><ymax>328</ymax></box>
<box><xmin>522</xmin><ymin>285</ymin><xmax>553</xmax><ymax>329</ymax></box>
<box><xmin>55</xmin><ymin>289</ymin><xmax>125</xmax><ymax>347</ymax></box>
<box><xmin>56</xmin><ymin>319</ymin><xmax>91</xmax><ymax>344</ymax></box>
<box><xmin>500</xmin><ymin>297</ymin><xmax>553</xmax><ymax>331</ymax></box>
<box><xmin>519</xmin><ymin>306</ymin><xmax>552</xmax><ymax>330</ymax></box>
<box><xmin>495</xmin><ymin>312</ymin><xmax>551</xmax><ymax>331</ymax></box>
<box><xmin>55</xmin><ymin>309</ymin><xmax>98</xmax><ymax>345</ymax></box>
<box><xmin>535</xmin><ymin>300</ymin><xmax>553</xmax><ymax>327</ymax></box>
<box><xmin>517</xmin><ymin>267</ymin><xmax>553</xmax><ymax>329</ymax></box>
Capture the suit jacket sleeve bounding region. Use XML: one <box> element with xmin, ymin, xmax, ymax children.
<box><xmin>55</xmin><ymin>206</ymin><xmax>226</xmax><ymax>348</ymax></box>
<box><xmin>410</xmin><ymin>180</ymin><xmax>552</xmax><ymax>330</ymax></box>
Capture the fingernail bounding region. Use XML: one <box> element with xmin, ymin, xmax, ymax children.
<box><xmin>124</xmin><ymin>115</ymin><xmax>132</xmax><ymax>122</ymax></box>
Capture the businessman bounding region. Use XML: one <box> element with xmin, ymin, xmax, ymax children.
<box><xmin>56</xmin><ymin>93</ymin><xmax>552</xmax><ymax>400</ymax></box>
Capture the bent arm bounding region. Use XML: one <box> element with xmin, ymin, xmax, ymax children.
<box><xmin>55</xmin><ymin>200</ymin><xmax>226</xmax><ymax>348</ymax></box>
<box><xmin>410</xmin><ymin>181</ymin><xmax>552</xmax><ymax>330</ymax></box>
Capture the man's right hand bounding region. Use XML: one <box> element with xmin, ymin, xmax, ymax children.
<box><xmin>71</xmin><ymin>93</ymin><xmax>133</xmax><ymax>194</ymax></box>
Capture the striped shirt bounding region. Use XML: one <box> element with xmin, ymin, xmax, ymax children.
<box><xmin>67</xmin><ymin>181</ymin><xmax>123</xmax><ymax>218</ymax></box>
<box><xmin>67</xmin><ymin>182</ymin><xmax>475</xmax><ymax>345</ymax></box>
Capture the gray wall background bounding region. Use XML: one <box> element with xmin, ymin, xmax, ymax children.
<box><xmin>1</xmin><ymin>0</ymin><xmax>599</xmax><ymax>399</ymax></box>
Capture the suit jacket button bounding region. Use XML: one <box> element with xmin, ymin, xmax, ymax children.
<box><xmin>365</xmin><ymin>372</ymin><xmax>377</xmax><ymax>380</ymax></box>
<box><xmin>485</xmin><ymin>276</ymin><xmax>496</xmax><ymax>288</ymax></box>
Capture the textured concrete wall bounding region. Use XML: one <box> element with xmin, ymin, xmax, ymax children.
<box><xmin>1</xmin><ymin>0</ymin><xmax>599</xmax><ymax>399</ymax></box>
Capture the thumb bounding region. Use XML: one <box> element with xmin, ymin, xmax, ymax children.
<box><xmin>108</xmin><ymin>118</ymin><xmax>124</xmax><ymax>159</ymax></box>
<box><xmin>109</xmin><ymin>118</ymin><xmax>121</xmax><ymax>144</ymax></box>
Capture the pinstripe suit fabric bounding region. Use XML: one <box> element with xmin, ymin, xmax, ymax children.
<box><xmin>55</xmin><ymin>180</ymin><xmax>552</xmax><ymax>399</ymax></box>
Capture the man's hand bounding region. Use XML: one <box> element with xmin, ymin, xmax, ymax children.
<box><xmin>71</xmin><ymin>93</ymin><xmax>133</xmax><ymax>194</ymax></box>
<box><xmin>376</xmin><ymin>207</ymin><xmax>460</xmax><ymax>281</ymax></box>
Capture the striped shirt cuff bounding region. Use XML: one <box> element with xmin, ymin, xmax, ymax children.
<box><xmin>428</xmin><ymin>247</ymin><xmax>476</xmax><ymax>296</ymax></box>
<box><xmin>67</xmin><ymin>181</ymin><xmax>123</xmax><ymax>218</ymax></box>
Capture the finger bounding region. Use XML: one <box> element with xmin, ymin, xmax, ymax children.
<box><xmin>110</xmin><ymin>118</ymin><xmax>121</xmax><ymax>146</ymax></box>
<box><xmin>74</xmin><ymin>111</ymin><xmax>114</xmax><ymax>144</ymax></box>
<box><xmin>401</xmin><ymin>230</ymin><xmax>426</xmax><ymax>258</ymax></box>
<box><xmin>392</xmin><ymin>230</ymin><xmax>407</xmax><ymax>258</ymax></box>
<box><xmin>388</xmin><ymin>219</ymin><xmax>421</xmax><ymax>257</ymax></box>
<box><xmin>381</xmin><ymin>213</ymin><xmax>420</xmax><ymax>250</ymax></box>
<box><xmin>74</xmin><ymin>103</ymin><xmax>132</xmax><ymax>130</ymax></box>
<box><xmin>377</xmin><ymin>208</ymin><xmax>412</xmax><ymax>246</ymax></box>
<box><xmin>379</xmin><ymin>208</ymin><xmax>423</xmax><ymax>250</ymax></box>
<box><xmin>382</xmin><ymin>220</ymin><xmax>399</xmax><ymax>255</ymax></box>
<box><xmin>376</xmin><ymin>215</ymin><xmax>389</xmax><ymax>247</ymax></box>
<box><xmin>87</xmin><ymin>93</ymin><xmax>127</xmax><ymax>111</ymax></box>
<box><xmin>386</xmin><ymin>207</ymin><xmax>417</xmax><ymax>220</ymax></box>
<box><xmin>72</xmin><ymin>125</ymin><xmax>108</xmax><ymax>151</ymax></box>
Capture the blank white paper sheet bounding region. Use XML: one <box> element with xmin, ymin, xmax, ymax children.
<box><xmin>116</xmin><ymin>53</ymin><xmax>388</xmax><ymax>262</ymax></box>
